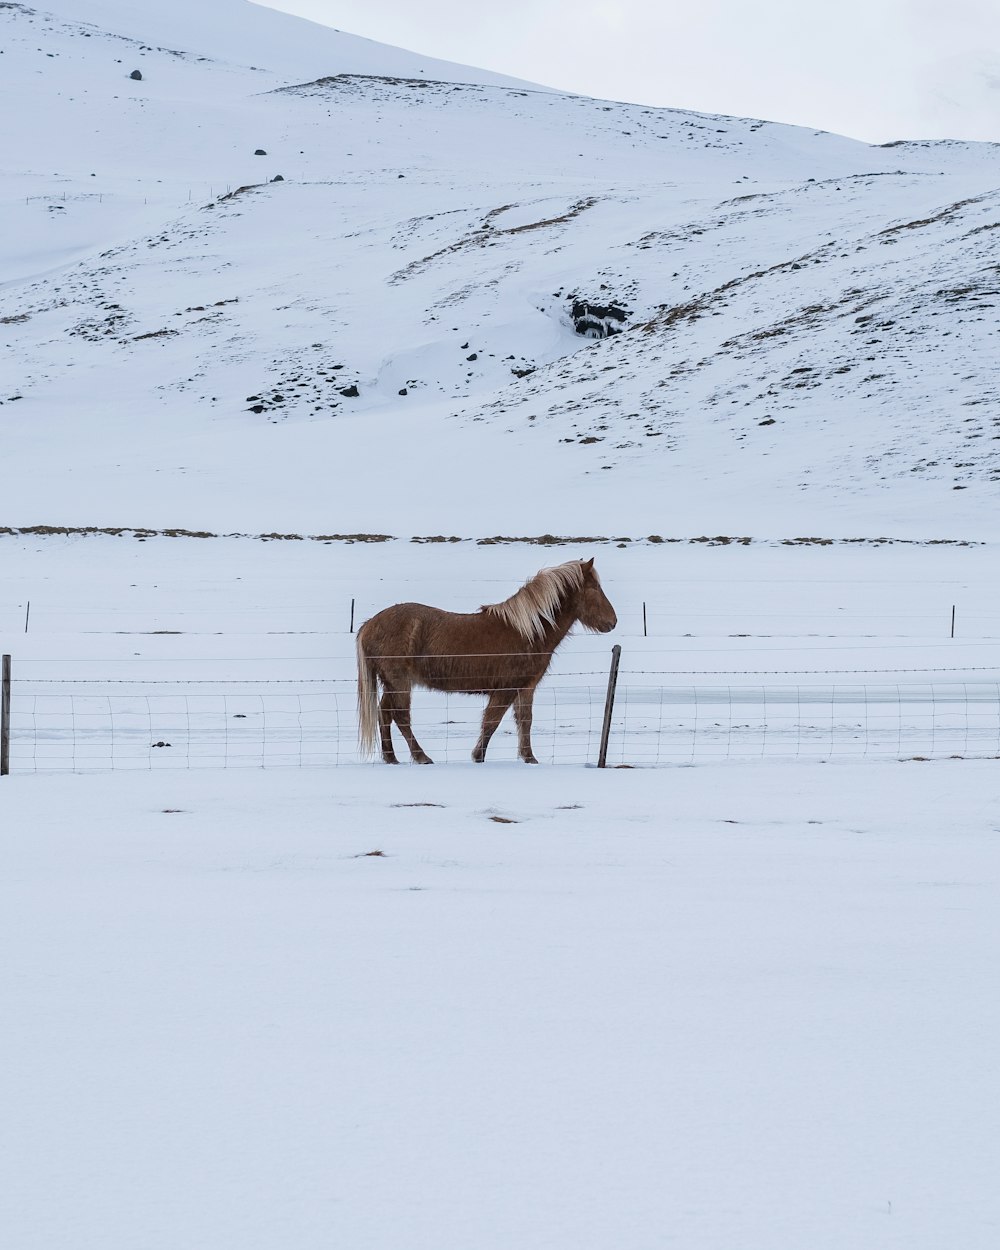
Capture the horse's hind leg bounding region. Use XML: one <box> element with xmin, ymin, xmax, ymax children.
<box><xmin>390</xmin><ymin>687</ymin><xmax>433</xmax><ymax>765</ymax></box>
<box><xmin>472</xmin><ymin>690</ymin><xmax>516</xmax><ymax>763</ymax></box>
<box><xmin>514</xmin><ymin>689</ymin><xmax>539</xmax><ymax>764</ymax></box>
<box><xmin>378</xmin><ymin>690</ymin><xmax>400</xmax><ymax>764</ymax></box>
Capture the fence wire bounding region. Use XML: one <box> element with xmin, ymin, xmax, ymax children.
<box><xmin>609</xmin><ymin>682</ymin><xmax>1000</xmax><ymax>765</ymax></box>
<box><xmin>6</xmin><ymin>674</ymin><xmax>1000</xmax><ymax>773</ymax></box>
<box><xmin>8</xmin><ymin>677</ymin><xmax>604</xmax><ymax>772</ymax></box>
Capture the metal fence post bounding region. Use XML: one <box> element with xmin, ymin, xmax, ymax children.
<box><xmin>597</xmin><ymin>644</ymin><xmax>621</xmax><ymax>768</ymax></box>
<box><xmin>1</xmin><ymin>654</ymin><xmax>10</xmax><ymax>776</ymax></box>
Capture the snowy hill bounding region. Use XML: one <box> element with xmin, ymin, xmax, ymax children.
<box><xmin>3</xmin><ymin>0</ymin><xmax>999</xmax><ymax>539</ymax></box>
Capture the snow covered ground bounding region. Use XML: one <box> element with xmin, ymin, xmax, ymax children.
<box><xmin>3</xmin><ymin>527</ymin><xmax>999</xmax><ymax>1244</ymax></box>
<box><xmin>4</xmin><ymin>533</ymin><xmax>1000</xmax><ymax>1246</ymax></box>
<box><xmin>4</xmin><ymin>761</ymin><xmax>1000</xmax><ymax>1249</ymax></box>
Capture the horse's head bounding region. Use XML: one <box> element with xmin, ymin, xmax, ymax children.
<box><xmin>577</xmin><ymin>558</ymin><xmax>617</xmax><ymax>633</ymax></box>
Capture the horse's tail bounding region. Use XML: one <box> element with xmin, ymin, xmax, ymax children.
<box><xmin>356</xmin><ymin>628</ymin><xmax>380</xmax><ymax>759</ymax></box>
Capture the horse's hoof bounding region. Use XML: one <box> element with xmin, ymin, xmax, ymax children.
<box><xmin>521</xmin><ymin>755</ymin><xmax>539</xmax><ymax>765</ymax></box>
<box><xmin>382</xmin><ymin>756</ymin><xmax>400</xmax><ymax>765</ymax></box>
<box><xmin>413</xmin><ymin>755</ymin><xmax>434</xmax><ymax>765</ymax></box>
<box><xmin>472</xmin><ymin>752</ymin><xmax>485</xmax><ymax>764</ymax></box>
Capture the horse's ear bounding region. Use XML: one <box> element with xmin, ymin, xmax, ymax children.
<box><xmin>582</xmin><ymin>557</ymin><xmax>594</xmax><ymax>572</ymax></box>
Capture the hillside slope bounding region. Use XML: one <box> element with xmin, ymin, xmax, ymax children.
<box><xmin>2</xmin><ymin>0</ymin><xmax>999</xmax><ymax>538</ymax></box>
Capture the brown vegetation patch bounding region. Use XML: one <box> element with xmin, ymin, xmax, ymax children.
<box><xmin>640</xmin><ymin>242</ymin><xmax>839</xmax><ymax>339</ymax></box>
<box><xmin>877</xmin><ymin>193</ymin><xmax>988</xmax><ymax>239</ymax></box>
<box><xmin>216</xmin><ymin>183</ymin><xmax>265</xmax><ymax>203</ymax></box>
<box><xmin>312</xmin><ymin>533</ymin><xmax>394</xmax><ymax>543</ymax></box>
<box><xmin>502</xmin><ymin>199</ymin><xmax>597</xmax><ymax>235</ymax></box>
<box><xmin>390</xmin><ymin>197</ymin><xmax>597</xmax><ymax>283</ymax></box>
<box><xmin>689</xmin><ymin>535</ymin><xmax>753</xmax><ymax>546</ymax></box>
<box><xmin>478</xmin><ymin>533</ymin><xmax>612</xmax><ymax>546</ymax></box>
<box><xmin>0</xmin><ymin>528</ymin><xmax>983</xmax><ymax>548</ymax></box>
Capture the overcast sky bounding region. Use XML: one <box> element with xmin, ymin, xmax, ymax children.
<box><xmin>260</xmin><ymin>0</ymin><xmax>1000</xmax><ymax>143</ymax></box>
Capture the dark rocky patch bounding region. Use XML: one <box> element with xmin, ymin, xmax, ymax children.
<box><xmin>132</xmin><ymin>328</ymin><xmax>177</xmax><ymax>341</ymax></box>
<box><xmin>571</xmin><ymin>299</ymin><xmax>629</xmax><ymax>338</ymax></box>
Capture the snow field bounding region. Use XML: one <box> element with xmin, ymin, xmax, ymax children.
<box><xmin>3</xmin><ymin>762</ymin><xmax>1000</xmax><ymax>1249</ymax></box>
<box><xmin>3</xmin><ymin>535</ymin><xmax>1000</xmax><ymax>1246</ymax></box>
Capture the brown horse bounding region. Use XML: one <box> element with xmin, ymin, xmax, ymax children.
<box><xmin>356</xmin><ymin>557</ymin><xmax>616</xmax><ymax>764</ymax></box>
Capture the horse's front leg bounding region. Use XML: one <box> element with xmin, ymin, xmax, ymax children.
<box><xmin>472</xmin><ymin>690</ymin><xmax>516</xmax><ymax>763</ymax></box>
<box><xmin>391</xmin><ymin>687</ymin><xmax>433</xmax><ymax>764</ymax></box>
<box><xmin>514</xmin><ymin>689</ymin><xmax>539</xmax><ymax>764</ymax></box>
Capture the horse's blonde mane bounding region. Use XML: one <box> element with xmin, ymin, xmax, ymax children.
<box><xmin>483</xmin><ymin>560</ymin><xmax>587</xmax><ymax>641</ymax></box>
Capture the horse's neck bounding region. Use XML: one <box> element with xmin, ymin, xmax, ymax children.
<box><xmin>537</xmin><ymin>594</ymin><xmax>580</xmax><ymax>650</ymax></box>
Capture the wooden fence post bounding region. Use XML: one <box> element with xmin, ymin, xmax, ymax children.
<box><xmin>597</xmin><ymin>644</ymin><xmax>622</xmax><ymax>768</ymax></box>
<box><xmin>1</xmin><ymin>654</ymin><xmax>10</xmax><ymax>777</ymax></box>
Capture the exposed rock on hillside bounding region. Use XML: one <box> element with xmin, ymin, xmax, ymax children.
<box><xmin>571</xmin><ymin>299</ymin><xmax>629</xmax><ymax>338</ymax></box>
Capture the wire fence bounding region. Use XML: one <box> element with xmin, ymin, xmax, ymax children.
<box><xmin>3</xmin><ymin>596</ymin><xmax>996</xmax><ymax>640</ymax></box>
<box><xmin>5</xmin><ymin>664</ymin><xmax>1000</xmax><ymax>773</ymax></box>
<box><xmin>609</xmin><ymin>681</ymin><xmax>1000</xmax><ymax>765</ymax></box>
<box><xmin>7</xmin><ymin>680</ymin><xmax>602</xmax><ymax>772</ymax></box>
